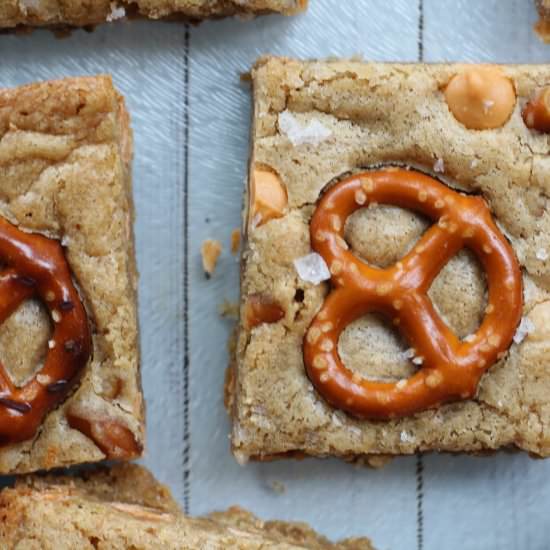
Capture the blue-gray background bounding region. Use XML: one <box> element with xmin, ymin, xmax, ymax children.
<box><xmin>1</xmin><ymin>2</ymin><xmax>549</xmax><ymax>549</ymax></box>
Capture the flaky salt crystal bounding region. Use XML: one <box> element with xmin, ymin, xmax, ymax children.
<box><xmin>433</xmin><ymin>158</ymin><xmax>445</xmax><ymax>173</ymax></box>
<box><xmin>536</xmin><ymin>248</ymin><xmax>549</xmax><ymax>261</ymax></box>
<box><xmin>279</xmin><ymin>110</ymin><xmax>331</xmax><ymax>146</ymax></box>
<box><xmin>106</xmin><ymin>2</ymin><xmax>125</xmax><ymax>21</ymax></box>
<box><xmin>293</xmin><ymin>253</ymin><xmax>331</xmax><ymax>285</ymax></box>
<box><xmin>513</xmin><ymin>317</ymin><xmax>535</xmax><ymax>345</ymax></box>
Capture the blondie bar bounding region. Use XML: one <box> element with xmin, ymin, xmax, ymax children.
<box><xmin>0</xmin><ymin>0</ymin><xmax>307</xmax><ymax>28</ymax></box>
<box><xmin>0</xmin><ymin>464</ymin><xmax>374</xmax><ymax>549</ymax></box>
<box><xmin>0</xmin><ymin>76</ymin><xmax>143</xmax><ymax>473</ymax></box>
<box><xmin>229</xmin><ymin>56</ymin><xmax>550</xmax><ymax>464</ymax></box>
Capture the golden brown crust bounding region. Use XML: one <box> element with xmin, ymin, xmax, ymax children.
<box><xmin>232</xmin><ymin>56</ymin><xmax>550</xmax><ymax>464</ymax></box>
<box><xmin>0</xmin><ymin>75</ymin><xmax>143</xmax><ymax>474</ymax></box>
<box><xmin>0</xmin><ymin>464</ymin><xmax>374</xmax><ymax>549</ymax></box>
<box><xmin>0</xmin><ymin>0</ymin><xmax>308</xmax><ymax>28</ymax></box>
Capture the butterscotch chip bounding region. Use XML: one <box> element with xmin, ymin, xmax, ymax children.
<box><xmin>245</xmin><ymin>294</ymin><xmax>285</xmax><ymax>329</ymax></box>
<box><xmin>201</xmin><ymin>239</ymin><xmax>222</xmax><ymax>278</ymax></box>
<box><xmin>523</xmin><ymin>88</ymin><xmax>550</xmax><ymax>133</ymax></box>
<box><xmin>251</xmin><ymin>168</ymin><xmax>288</xmax><ymax>227</ymax></box>
<box><xmin>445</xmin><ymin>67</ymin><xmax>516</xmax><ymax>130</ymax></box>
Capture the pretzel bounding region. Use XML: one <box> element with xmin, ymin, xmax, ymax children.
<box><xmin>0</xmin><ymin>218</ymin><xmax>91</xmax><ymax>445</ymax></box>
<box><xmin>303</xmin><ymin>168</ymin><xmax>522</xmax><ymax>419</ymax></box>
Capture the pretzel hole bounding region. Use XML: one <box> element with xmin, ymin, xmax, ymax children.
<box><xmin>428</xmin><ymin>249</ymin><xmax>488</xmax><ymax>340</ymax></box>
<box><xmin>338</xmin><ymin>313</ymin><xmax>417</xmax><ymax>382</ymax></box>
<box><xmin>345</xmin><ymin>204</ymin><xmax>429</xmax><ymax>268</ymax></box>
<box><xmin>0</xmin><ymin>299</ymin><xmax>52</xmax><ymax>386</ymax></box>
<box><xmin>344</xmin><ymin>202</ymin><xmax>488</xmax><ymax>339</ymax></box>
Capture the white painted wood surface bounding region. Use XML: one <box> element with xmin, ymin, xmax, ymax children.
<box><xmin>1</xmin><ymin>2</ymin><xmax>549</xmax><ymax>549</ymax></box>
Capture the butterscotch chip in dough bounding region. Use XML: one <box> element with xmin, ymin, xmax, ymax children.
<box><xmin>444</xmin><ymin>67</ymin><xmax>516</xmax><ymax>130</ymax></box>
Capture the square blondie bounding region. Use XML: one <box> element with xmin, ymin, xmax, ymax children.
<box><xmin>0</xmin><ymin>76</ymin><xmax>143</xmax><ymax>474</ymax></box>
<box><xmin>229</xmin><ymin>56</ymin><xmax>550</xmax><ymax>464</ymax></box>
<box><xmin>0</xmin><ymin>464</ymin><xmax>374</xmax><ymax>549</ymax></box>
<box><xmin>0</xmin><ymin>0</ymin><xmax>307</xmax><ymax>28</ymax></box>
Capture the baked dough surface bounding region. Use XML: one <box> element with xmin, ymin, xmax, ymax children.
<box><xmin>231</xmin><ymin>57</ymin><xmax>550</xmax><ymax>463</ymax></box>
<box><xmin>0</xmin><ymin>464</ymin><xmax>373</xmax><ymax>549</ymax></box>
<box><xmin>0</xmin><ymin>0</ymin><xmax>307</xmax><ymax>28</ymax></box>
<box><xmin>0</xmin><ymin>76</ymin><xmax>143</xmax><ymax>474</ymax></box>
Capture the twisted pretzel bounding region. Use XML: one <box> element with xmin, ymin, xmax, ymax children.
<box><xmin>0</xmin><ymin>218</ymin><xmax>91</xmax><ymax>445</ymax></box>
<box><xmin>303</xmin><ymin>168</ymin><xmax>522</xmax><ymax>419</ymax></box>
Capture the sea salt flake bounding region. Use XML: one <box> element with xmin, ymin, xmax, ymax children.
<box><xmin>279</xmin><ymin>110</ymin><xmax>331</xmax><ymax>146</ymax></box>
<box><xmin>513</xmin><ymin>317</ymin><xmax>535</xmax><ymax>345</ymax></box>
<box><xmin>293</xmin><ymin>253</ymin><xmax>331</xmax><ymax>285</ymax></box>
<box><xmin>106</xmin><ymin>2</ymin><xmax>125</xmax><ymax>21</ymax></box>
<box><xmin>433</xmin><ymin>158</ymin><xmax>445</xmax><ymax>173</ymax></box>
<box><xmin>536</xmin><ymin>248</ymin><xmax>549</xmax><ymax>261</ymax></box>
<box><xmin>402</xmin><ymin>348</ymin><xmax>416</xmax><ymax>360</ymax></box>
<box><xmin>400</xmin><ymin>430</ymin><xmax>414</xmax><ymax>443</ymax></box>
<box><xmin>18</xmin><ymin>0</ymin><xmax>40</xmax><ymax>11</ymax></box>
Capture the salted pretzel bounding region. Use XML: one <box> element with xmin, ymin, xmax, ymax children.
<box><xmin>303</xmin><ymin>168</ymin><xmax>523</xmax><ymax>419</ymax></box>
<box><xmin>0</xmin><ymin>218</ymin><xmax>91</xmax><ymax>445</ymax></box>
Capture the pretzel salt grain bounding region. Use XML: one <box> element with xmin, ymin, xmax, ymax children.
<box><xmin>303</xmin><ymin>168</ymin><xmax>522</xmax><ymax>419</ymax></box>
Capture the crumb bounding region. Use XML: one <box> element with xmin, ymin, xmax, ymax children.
<box><xmin>219</xmin><ymin>299</ymin><xmax>239</xmax><ymax>319</ymax></box>
<box><xmin>201</xmin><ymin>239</ymin><xmax>222</xmax><ymax>278</ymax></box>
<box><xmin>354</xmin><ymin>455</ymin><xmax>393</xmax><ymax>469</ymax></box>
<box><xmin>231</xmin><ymin>228</ymin><xmax>241</xmax><ymax>254</ymax></box>
<box><xmin>268</xmin><ymin>480</ymin><xmax>286</xmax><ymax>494</ymax></box>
